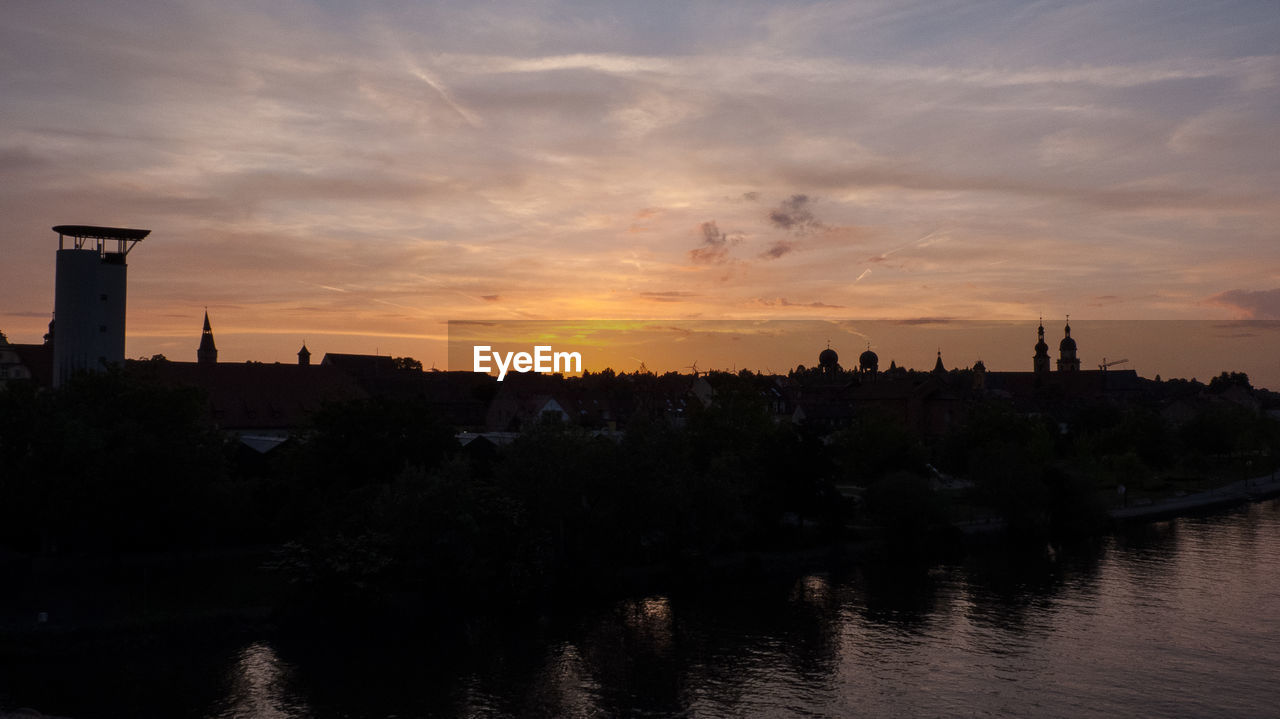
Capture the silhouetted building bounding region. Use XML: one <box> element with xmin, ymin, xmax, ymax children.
<box><xmin>0</xmin><ymin>338</ymin><xmax>33</xmax><ymax>386</ymax></box>
<box><xmin>859</xmin><ymin>345</ymin><xmax>878</xmax><ymax>376</ymax></box>
<box><xmin>1057</xmin><ymin>318</ymin><xmax>1080</xmax><ymax>372</ymax></box>
<box><xmin>1033</xmin><ymin>320</ymin><xmax>1051</xmax><ymax>374</ymax></box>
<box><xmin>818</xmin><ymin>345</ymin><xmax>841</xmax><ymax>375</ymax></box>
<box><xmin>321</xmin><ymin>352</ymin><xmax>397</xmax><ymax>377</ymax></box>
<box><xmin>198</xmin><ymin>311</ymin><xmax>218</xmax><ymax>364</ymax></box>
<box><xmin>322</xmin><ymin>352</ymin><xmax>492</xmax><ymax>429</ymax></box>
<box><xmin>50</xmin><ymin>225</ymin><xmax>149</xmax><ymax>386</ymax></box>
<box><xmin>849</xmin><ymin>375</ymin><xmax>962</xmax><ymax>437</ymax></box>
<box><xmin>4</xmin><ymin>343</ymin><xmax>53</xmax><ymax>388</ymax></box>
<box><xmin>132</xmin><ymin>359</ymin><xmax>367</xmax><ymax>434</ymax></box>
<box><xmin>298</xmin><ymin>343</ymin><xmax>311</xmax><ymax>366</ymax></box>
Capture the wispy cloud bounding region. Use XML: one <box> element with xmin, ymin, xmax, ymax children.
<box><xmin>754</xmin><ymin>297</ymin><xmax>846</xmax><ymax>309</ymax></box>
<box><xmin>640</xmin><ymin>291</ymin><xmax>698</xmax><ymax>302</ymax></box>
<box><xmin>1</xmin><ymin>0</ymin><xmax>1277</xmax><ymax>370</ymax></box>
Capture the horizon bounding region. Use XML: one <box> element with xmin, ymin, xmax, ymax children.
<box><xmin>19</xmin><ymin>318</ymin><xmax>1261</xmax><ymax>392</ymax></box>
<box><xmin>3</xmin><ymin>2</ymin><xmax>1278</xmax><ymax>385</ymax></box>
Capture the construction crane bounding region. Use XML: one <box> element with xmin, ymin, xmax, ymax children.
<box><xmin>1099</xmin><ymin>358</ymin><xmax>1129</xmax><ymax>371</ymax></box>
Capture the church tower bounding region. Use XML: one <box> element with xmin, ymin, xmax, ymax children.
<box><xmin>858</xmin><ymin>344</ymin><xmax>879</xmax><ymax>378</ymax></box>
<box><xmin>1057</xmin><ymin>317</ymin><xmax>1080</xmax><ymax>372</ymax></box>
<box><xmin>1033</xmin><ymin>319</ymin><xmax>1051</xmax><ymax>374</ymax></box>
<box><xmin>298</xmin><ymin>343</ymin><xmax>311</xmax><ymax>366</ymax></box>
<box><xmin>197</xmin><ymin>311</ymin><xmax>218</xmax><ymax>364</ymax></box>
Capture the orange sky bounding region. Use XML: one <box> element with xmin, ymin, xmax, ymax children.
<box><xmin>2</xmin><ymin>3</ymin><xmax>1278</xmax><ymax>386</ymax></box>
<box><xmin>445</xmin><ymin>320</ymin><xmax>1280</xmax><ymax>390</ymax></box>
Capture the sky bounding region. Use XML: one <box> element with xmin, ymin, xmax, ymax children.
<box><xmin>2</xmin><ymin>1</ymin><xmax>1278</xmax><ymax>380</ymax></box>
<box><xmin>446</xmin><ymin>320</ymin><xmax>1280</xmax><ymax>390</ymax></box>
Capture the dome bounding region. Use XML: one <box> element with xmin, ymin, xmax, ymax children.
<box><xmin>818</xmin><ymin>347</ymin><xmax>839</xmax><ymax>368</ymax></box>
<box><xmin>859</xmin><ymin>348</ymin><xmax>878</xmax><ymax>366</ymax></box>
<box><xmin>1059</xmin><ymin>336</ymin><xmax>1076</xmax><ymax>351</ymax></box>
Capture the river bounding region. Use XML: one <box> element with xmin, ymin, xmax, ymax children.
<box><xmin>5</xmin><ymin>499</ymin><xmax>1280</xmax><ymax>718</ymax></box>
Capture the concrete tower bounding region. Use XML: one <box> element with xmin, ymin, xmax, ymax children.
<box><xmin>51</xmin><ymin>225</ymin><xmax>150</xmax><ymax>387</ymax></box>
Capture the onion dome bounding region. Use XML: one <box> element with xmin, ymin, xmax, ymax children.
<box><xmin>859</xmin><ymin>348</ymin><xmax>878</xmax><ymax>368</ymax></box>
<box><xmin>1060</xmin><ymin>322</ymin><xmax>1076</xmax><ymax>351</ymax></box>
<box><xmin>818</xmin><ymin>347</ymin><xmax>839</xmax><ymax>368</ymax></box>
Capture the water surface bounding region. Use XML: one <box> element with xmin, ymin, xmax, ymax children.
<box><xmin>5</xmin><ymin>500</ymin><xmax>1279</xmax><ymax>718</ymax></box>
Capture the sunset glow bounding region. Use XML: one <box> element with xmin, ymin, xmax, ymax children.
<box><xmin>3</xmin><ymin>2</ymin><xmax>1278</xmax><ymax>380</ymax></box>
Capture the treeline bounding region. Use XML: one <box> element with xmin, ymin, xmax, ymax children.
<box><xmin>267</xmin><ymin>376</ymin><xmax>848</xmax><ymax>615</ymax></box>
<box><xmin>2</xmin><ymin>368</ymin><xmax>1278</xmax><ymax>619</ymax></box>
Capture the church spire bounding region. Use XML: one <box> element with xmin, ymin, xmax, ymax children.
<box><xmin>197</xmin><ymin>310</ymin><xmax>218</xmax><ymax>364</ymax></box>
<box><xmin>1033</xmin><ymin>316</ymin><xmax>1051</xmax><ymax>374</ymax></box>
<box><xmin>1057</xmin><ymin>314</ymin><xmax>1080</xmax><ymax>371</ymax></box>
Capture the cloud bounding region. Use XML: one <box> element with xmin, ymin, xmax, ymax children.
<box><xmin>757</xmin><ymin>194</ymin><xmax>829</xmax><ymax>260</ymax></box>
<box><xmin>868</xmin><ymin>229</ymin><xmax>944</xmax><ymax>264</ymax></box>
<box><xmin>640</xmin><ymin>291</ymin><xmax>697</xmax><ymax>302</ymax></box>
<box><xmin>759</xmin><ymin>241</ymin><xmax>796</xmax><ymax>260</ymax></box>
<box><xmin>689</xmin><ymin>220</ymin><xmax>735</xmax><ymax>264</ymax></box>
<box><xmin>890</xmin><ymin>318</ymin><xmax>957</xmax><ymax>326</ymax></box>
<box><xmin>768</xmin><ymin>194</ymin><xmax>824</xmax><ymax>234</ymax></box>
<box><xmin>1206</xmin><ymin>289</ymin><xmax>1280</xmax><ymax>319</ymax></box>
<box><xmin>2</xmin><ymin>2</ymin><xmax>1279</xmax><ymax>367</ymax></box>
<box><xmin>754</xmin><ymin>297</ymin><xmax>846</xmax><ymax>309</ymax></box>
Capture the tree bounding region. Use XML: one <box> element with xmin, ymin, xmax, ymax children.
<box><xmin>1208</xmin><ymin>371</ymin><xmax>1251</xmax><ymax>393</ymax></box>
<box><xmin>302</xmin><ymin>395</ymin><xmax>456</xmax><ymax>490</ymax></box>
<box><xmin>0</xmin><ymin>367</ymin><xmax>231</xmax><ymax>553</ymax></box>
<box><xmin>392</xmin><ymin>356</ymin><xmax>423</xmax><ymax>371</ymax></box>
<box><xmin>828</xmin><ymin>409</ymin><xmax>926</xmax><ymax>485</ymax></box>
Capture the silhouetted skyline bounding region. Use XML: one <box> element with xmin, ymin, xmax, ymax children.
<box><xmin>2</xmin><ymin>2</ymin><xmax>1278</xmax><ymax>375</ymax></box>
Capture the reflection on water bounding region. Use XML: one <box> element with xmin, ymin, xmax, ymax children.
<box><xmin>209</xmin><ymin>642</ymin><xmax>308</xmax><ymax>719</ymax></box>
<box><xmin>4</xmin><ymin>500</ymin><xmax>1279</xmax><ymax>718</ymax></box>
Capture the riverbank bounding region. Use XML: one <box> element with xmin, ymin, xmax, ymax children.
<box><xmin>953</xmin><ymin>472</ymin><xmax>1280</xmax><ymax>536</ymax></box>
<box><xmin>1109</xmin><ymin>472</ymin><xmax>1280</xmax><ymax>522</ymax></box>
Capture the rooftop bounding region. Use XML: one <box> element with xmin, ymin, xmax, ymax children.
<box><xmin>52</xmin><ymin>225</ymin><xmax>151</xmax><ymax>241</ymax></box>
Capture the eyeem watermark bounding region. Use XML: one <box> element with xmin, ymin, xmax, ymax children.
<box><xmin>473</xmin><ymin>345</ymin><xmax>582</xmax><ymax>381</ymax></box>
